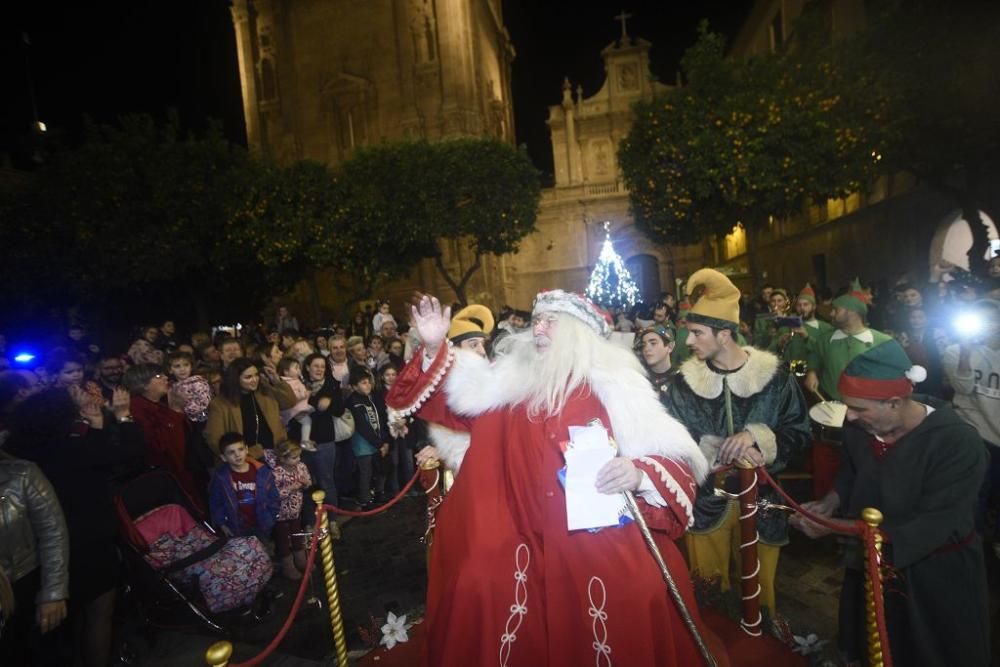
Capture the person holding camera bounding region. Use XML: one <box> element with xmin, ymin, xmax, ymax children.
<box><xmin>776</xmin><ymin>283</ymin><xmax>833</xmax><ymax>367</ymax></box>
<box><xmin>942</xmin><ymin>298</ymin><xmax>1000</xmax><ymax>556</ymax></box>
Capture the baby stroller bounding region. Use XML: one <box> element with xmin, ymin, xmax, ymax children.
<box><xmin>114</xmin><ymin>470</ymin><xmax>273</xmax><ymax>633</ymax></box>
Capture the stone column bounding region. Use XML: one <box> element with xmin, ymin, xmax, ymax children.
<box><xmin>230</xmin><ymin>0</ymin><xmax>261</xmax><ymax>149</ymax></box>
<box><xmin>562</xmin><ymin>78</ymin><xmax>580</xmax><ymax>184</ymax></box>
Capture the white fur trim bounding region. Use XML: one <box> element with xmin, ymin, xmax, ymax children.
<box><xmin>744</xmin><ymin>423</ymin><xmax>777</xmax><ymax>465</ymax></box>
<box><xmin>426</xmin><ymin>423</ymin><xmax>471</xmax><ymax>473</ymax></box>
<box><xmin>443</xmin><ymin>344</ymin><xmax>709</xmax><ymax>483</ymax></box>
<box><xmin>678</xmin><ymin>347</ymin><xmax>780</xmax><ymax>399</ymax></box>
<box><xmin>389</xmin><ymin>344</ymin><xmax>455</xmax><ymax>420</ymax></box>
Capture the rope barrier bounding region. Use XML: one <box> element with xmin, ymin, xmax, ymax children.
<box><xmin>750</xmin><ymin>465</ymin><xmax>891</xmax><ymax>664</ymax></box>
<box><xmin>213</xmin><ymin>461</ymin><xmax>893</xmax><ymax>665</ymax></box>
<box><xmin>754</xmin><ymin>466</ymin><xmax>866</xmax><ymax>537</ymax></box>
<box><xmin>320</xmin><ymin>468</ymin><xmax>422</xmax><ymax>517</ymax></box>
<box><xmin>223</xmin><ymin>510</ymin><xmax>324</xmax><ymax>667</ymax></box>
<box><xmin>209</xmin><ymin>469</ymin><xmax>429</xmax><ymax>666</ymax></box>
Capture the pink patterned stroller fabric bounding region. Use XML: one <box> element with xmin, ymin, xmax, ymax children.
<box><xmin>134</xmin><ymin>504</ymin><xmax>273</xmax><ymax>613</ymax></box>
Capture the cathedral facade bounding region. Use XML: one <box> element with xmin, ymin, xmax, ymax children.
<box><xmin>231</xmin><ymin>0</ymin><xmax>516</xmax><ymax>162</ymax></box>
<box><xmin>230</xmin><ymin>1</ymin><xmax>699</xmax><ymax>318</ymax></box>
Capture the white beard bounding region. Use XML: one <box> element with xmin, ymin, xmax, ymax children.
<box><xmin>443</xmin><ymin>315</ymin><xmax>708</xmax><ymax>481</ymax></box>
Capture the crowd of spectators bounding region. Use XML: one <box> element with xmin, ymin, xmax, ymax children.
<box><xmin>1</xmin><ymin>254</ymin><xmax>998</xmax><ymax>664</ymax></box>
<box><xmin>0</xmin><ymin>301</ymin><xmax>425</xmax><ymax>665</ymax></box>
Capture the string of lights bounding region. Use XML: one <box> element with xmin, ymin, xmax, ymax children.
<box><xmin>585</xmin><ymin>222</ymin><xmax>640</xmax><ymax>309</ymax></box>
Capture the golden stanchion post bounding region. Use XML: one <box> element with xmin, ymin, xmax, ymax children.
<box><xmin>204</xmin><ymin>640</ymin><xmax>232</xmax><ymax>666</ymax></box>
<box><xmin>313</xmin><ymin>489</ymin><xmax>350</xmax><ymax>666</ymax></box>
<box><xmin>862</xmin><ymin>507</ymin><xmax>886</xmax><ymax>667</ymax></box>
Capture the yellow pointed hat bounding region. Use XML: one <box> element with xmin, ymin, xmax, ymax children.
<box><xmin>448</xmin><ymin>304</ymin><xmax>495</xmax><ymax>344</ymax></box>
<box><xmin>685</xmin><ymin>268</ymin><xmax>741</xmax><ymax>328</ymax></box>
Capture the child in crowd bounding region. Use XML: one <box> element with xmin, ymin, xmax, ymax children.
<box><xmin>378</xmin><ymin>362</ymin><xmax>410</xmax><ymax>495</ymax></box>
<box><xmin>209</xmin><ymin>432</ymin><xmax>280</xmax><ymax>543</ymax></box>
<box><xmin>277</xmin><ymin>357</ymin><xmax>316</xmax><ymax>451</ymax></box>
<box><xmin>347</xmin><ymin>367</ymin><xmax>391</xmax><ymax>508</ymax></box>
<box><xmin>166</xmin><ymin>351</ymin><xmax>212</xmax><ymax>422</ymax></box>
<box><xmin>264</xmin><ymin>441</ymin><xmax>312</xmax><ymax>579</ymax></box>
<box><xmin>371</xmin><ymin>301</ymin><xmax>395</xmax><ymax>337</ymax></box>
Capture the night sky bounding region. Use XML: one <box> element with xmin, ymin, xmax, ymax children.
<box><xmin>1</xmin><ymin>1</ymin><xmax>752</xmax><ymax>176</ymax></box>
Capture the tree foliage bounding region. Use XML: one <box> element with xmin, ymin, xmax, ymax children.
<box><xmin>334</xmin><ymin>137</ymin><xmax>541</xmax><ymax>304</ymax></box>
<box><xmin>619</xmin><ymin>20</ymin><xmax>892</xmax><ymax>284</ymax></box>
<box><xmin>0</xmin><ymin>114</ymin><xmax>319</xmax><ymax>330</ymax></box>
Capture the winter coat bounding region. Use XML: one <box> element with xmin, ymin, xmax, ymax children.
<box><xmin>0</xmin><ymin>456</ymin><xmax>69</xmax><ymax>602</ymax></box>
<box><xmin>263</xmin><ymin>450</ymin><xmax>312</xmax><ymax>521</ymax></box>
<box><xmin>204</xmin><ymin>378</ymin><xmax>298</xmax><ymax>459</ymax></box>
<box><xmin>347</xmin><ymin>391</ymin><xmax>388</xmax><ymax>457</ymax></box>
<box><xmin>208</xmin><ymin>458</ymin><xmax>280</xmax><ymax>539</ymax></box>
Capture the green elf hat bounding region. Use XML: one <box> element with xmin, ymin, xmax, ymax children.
<box><xmin>797</xmin><ymin>282</ymin><xmax>817</xmax><ymax>305</ymax></box>
<box><xmin>832</xmin><ymin>277</ymin><xmax>872</xmax><ymax>315</ymax></box>
<box><xmin>838</xmin><ymin>339</ymin><xmax>927</xmax><ymax>400</ymax></box>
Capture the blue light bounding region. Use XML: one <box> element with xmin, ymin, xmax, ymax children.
<box><xmin>13</xmin><ymin>352</ymin><xmax>36</xmax><ymax>364</ymax></box>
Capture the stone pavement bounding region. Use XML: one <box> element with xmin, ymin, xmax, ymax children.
<box><xmin>123</xmin><ymin>493</ymin><xmax>1000</xmax><ymax>665</ymax></box>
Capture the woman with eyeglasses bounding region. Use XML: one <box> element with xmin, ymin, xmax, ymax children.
<box><xmin>204</xmin><ymin>358</ymin><xmax>298</xmax><ymax>460</ymax></box>
<box><xmin>124</xmin><ymin>363</ymin><xmax>202</xmax><ymax>504</ymax></box>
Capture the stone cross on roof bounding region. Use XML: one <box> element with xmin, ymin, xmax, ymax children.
<box><xmin>614</xmin><ymin>10</ymin><xmax>632</xmax><ymax>41</ymax></box>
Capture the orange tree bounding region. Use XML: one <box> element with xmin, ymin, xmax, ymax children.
<box><xmin>332</xmin><ymin>137</ymin><xmax>541</xmax><ymax>305</ymax></box>
<box><xmin>619</xmin><ymin>22</ymin><xmax>892</xmax><ymax>289</ymax></box>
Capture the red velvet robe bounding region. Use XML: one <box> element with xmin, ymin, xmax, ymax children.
<box><xmin>390</xmin><ymin>346</ymin><xmax>719</xmax><ymax>667</ymax></box>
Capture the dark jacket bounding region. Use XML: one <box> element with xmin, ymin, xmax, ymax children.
<box><xmin>347</xmin><ymin>391</ymin><xmax>389</xmax><ymax>455</ymax></box>
<box><xmin>0</xmin><ymin>455</ymin><xmax>69</xmax><ymax>602</ymax></box>
<box><xmin>298</xmin><ymin>377</ymin><xmax>347</xmax><ymax>444</ymax></box>
<box><xmin>835</xmin><ymin>398</ymin><xmax>989</xmax><ymax>666</ymax></box>
<box><xmin>208</xmin><ymin>458</ymin><xmax>280</xmax><ymax>539</ymax></box>
<box><xmin>666</xmin><ymin>348</ymin><xmax>811</xmax><ymax>544</ymax></box>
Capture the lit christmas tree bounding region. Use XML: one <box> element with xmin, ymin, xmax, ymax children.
<box><xmin>585</xmin><ymin>222</ymin><xmax>640</xmax><ymax>309</ymax></box>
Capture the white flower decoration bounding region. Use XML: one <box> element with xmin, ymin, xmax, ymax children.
<box><xmin>792</xmin><ymin>633</ymin><xmax>828</xmax><ymax>656</ymax></box>
<box><xmin>380</xmin><ymin>612</ymin><xmax>409</xmax><ymax>650</ymax></box>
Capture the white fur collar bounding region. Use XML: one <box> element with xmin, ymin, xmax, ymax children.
<box><xmin>678</xmin><ymin>347</ymin><xmax>779</xmax><ymax>399</ymax></box>
<box><xmin>443</xmin><ymin>347</ymin><xmax>709</xmax><ymax>483</ymax></box>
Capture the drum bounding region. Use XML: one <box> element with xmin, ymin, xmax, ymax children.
<box><xmin>809</xmin><ymin>401</ymin><xmax>847</xmax><ymax>445</ymax></box>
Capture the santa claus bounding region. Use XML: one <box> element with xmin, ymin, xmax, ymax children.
<box><xmin>387</xmin><ymin>291</ymin><xmax>719</xmax><ymax>666</ymax></box>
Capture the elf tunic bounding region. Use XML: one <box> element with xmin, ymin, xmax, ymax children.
<box><xmin>806</xmin><ymin>328</ymin><xmax>892</xmax><ymax>401</ymax></box>
<box><xmin>665</xmin><ymin>348</ymin><xmax>812</xmax><ymax>545</ymax></box>
<box><xmin>387</xmin><ymin>345</ymin><xmax>724</xmax><ymax>667</ymax></box>
<box><xmin>777</xmin><ymin>318</ymin><xmax>833</xmax><ymax>366</ymax></box>
<box><xmin>834</xmin><ymin>400</ymin><xmax>989</xmax><ymax>666</ymax></box>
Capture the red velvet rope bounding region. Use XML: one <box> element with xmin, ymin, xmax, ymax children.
<box><xmin>228</xmin><ymin>509</ymin><xmax>323</xmax><ymax>667</ymax></box>
<box><xmin>749</xmin><ymin>465</ymin><xmax>892</xmax><ymax>661</ymax></box>
<box><xmin>320</xmin><ymin>468</ymin><xmax>422</xmax><ymax>517</ymax></box>
<box><xmin>224</xmin><ymin>469</ymin><xmax>424</xmax><ymax>666</ymax></box>
<box><xmin>754</xmin><ymin>465</ymin><xmax>866</xmax><ymax>537</ymax></box>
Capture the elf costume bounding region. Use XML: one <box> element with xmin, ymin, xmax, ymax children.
<box><xmin>834</xmin><ymin>340</ymin><xmax>989</xmax><ymax>666</ymax></box>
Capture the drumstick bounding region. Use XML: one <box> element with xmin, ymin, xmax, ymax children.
<box><xmin>810</xmin><ymin>387</ymin><xmax>827</xmax><ymax>403</ymax></box>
